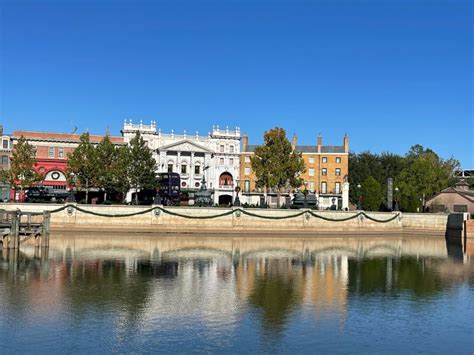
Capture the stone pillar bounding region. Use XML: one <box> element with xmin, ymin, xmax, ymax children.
<box><xmin>342</xmin><ymin>182</ymin><xmax>349</xmax><ymax>210</ymax></box>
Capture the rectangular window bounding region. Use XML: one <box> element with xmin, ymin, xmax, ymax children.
<box><xmin>220</xmin><ymin>145</ymin><xmax>224</xmax><ymax>153</ymax></box>
<box><xmin>336</xmin><ymin>157</ymin><xmax>341</xmax><ymax>163</ymax></box>
<box><xmin>48</xmin><ymin>146</ymin><xmax>54</xmax><ymax>158</ymax></box>
<box><xmin>309</xmin><ymin>156</ymin><xmax>314</xmax><ymax>164</ymax></box>
<box><xmin>58</xmin><ymin>147</ymin><xmax>64</xmax><ymax>159</ymax></box>
<box><xmin>322</xmin><ymin>157</ymin><xmax>327</xmax><ymax>163</ymax></box>
<box><xmin>309</xmin><ymin>182</ymin><xmax>314</xmax><ymax>192</ymax></box>
<box><xmin>309</xmin><ymin>168</ymin><xmax>315</xmax><ymax>176</ymax></box>
<box><xmin>1</xmin><ymin>156</ymin><xmax>8</xmax><ymax>166</ymax></box>
<box><xmin>335</xmin><ymin>168</ymin><xmax>341</xmax><ymax>176</ymax></box>
<box><xmin>335</xmin><ymin>182</ymin><xmax>341</xmax><ymax>194</ymax></box>
<box><xmin>230</xmin><ymin>145</ymin><xmax>234</xmax><ymax>153</ymax></box>
<box><xmin>2</xmin><ymin>140</ymin><xmax>8</xmax><ymax>149</ymax></box>
<box><xmin>453</xmin><ymin>205</ymin><xmax>468</xmax><ymax>213</ymax></box>
<box><xmin>244</xmin><ymin>180</ymin><xmax>250</xmax><ymax>192</ymax></box>
<box><xmin>167</xmin><ymin>164</ymin><xmax>173</xmax><ymax>173</ymax></box>
<box><xmin>220</xmin><ymin>158</ymin><xmax>224</xmax><ymax>165</ymax></box>
<box><xmin>229</xmin><ymin>158</ymin><xmax>234</xmax><ymax>165</ymax></box>
<box><xmin>181</xmin><ymin>165</ymin><xmax>187</xmax><ymax>174</ymax></box>
<box><xmin>245</xmin><ymin>156</ymin><xmax>251</xmax><ymax>163</ymax></box>
<box><xmin>194</xmin><ymin>165</ymin><xmax>200</xmax><ymax>175</ymax></box>
<box><xmin>321</xmin><ymin>182</ymin><xmax>327</xmax><ymax>194</ymax></box>
<box><xmin>322</xmin><ymin>168</ymin><xmax>327</xmax><ymax>176</ymax></box>
<box><xmin>245</xmin><ymin>167</ymin><xmax>250</xmax><ymax>176</ymax></box>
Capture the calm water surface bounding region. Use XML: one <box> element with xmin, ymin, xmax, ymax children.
<box><xmin>0</xmin><ymin>234</ymin><xmax>473</xmax><ymax>354</ymax></box>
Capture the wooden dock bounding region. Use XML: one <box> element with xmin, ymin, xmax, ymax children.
<box><xmin>0</xmin><ymin>209</ymin><xmax>50</xmax><ymax>249</ymax></box>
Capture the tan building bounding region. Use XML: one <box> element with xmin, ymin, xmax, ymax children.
<box><xmin>426</xmin><ymin>180</ymin><xmax>474</xmax><ymax>213</ymax></box>
<box><xmin>239</xmin><ymin>133</ymin><xmax>349</xmax><ymax>209</ymax></box>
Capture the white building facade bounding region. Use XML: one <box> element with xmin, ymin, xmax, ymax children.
<box><xmin>122</xmin><ymin>120</ymin><xmax>241</xmax><ymax>205</ymax></box>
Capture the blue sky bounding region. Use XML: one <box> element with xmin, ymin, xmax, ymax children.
<box><xmin>1</xmin><ymin>0</ymin><xmax>472</xmax><ymax>166</ymax></box>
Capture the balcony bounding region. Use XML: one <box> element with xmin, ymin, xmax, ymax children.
<box><xmin>219</xmin><ymin>184</ymin><xmax>234</xmax><ymax>189</ymax></box>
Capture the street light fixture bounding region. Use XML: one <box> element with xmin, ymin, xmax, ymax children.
<box><xmin>357</xmin><ymin>184</ymin><xmax>362</xmax><ymax>210</ymax></box>
<box><xmin>394</xmin><ymin>187</ymin><xmax>399</xmax><ymax>211</ymax></box>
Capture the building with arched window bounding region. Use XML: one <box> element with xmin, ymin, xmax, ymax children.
<box><xmin>121</xmin><ymin>120</ymin><xmax>241</xmax><ymax>205</ymax></box>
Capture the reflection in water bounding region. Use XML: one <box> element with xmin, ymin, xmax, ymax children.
<box><xmin>0</xmin><ymin>235</ymin><xmax>473</xmax><ymax>353</ymax></box>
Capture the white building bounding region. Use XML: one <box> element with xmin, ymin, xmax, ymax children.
<box><xmin>121</xmin><ymin>120</ymin><xmax>241</xmax><ymax>205</ymax></box>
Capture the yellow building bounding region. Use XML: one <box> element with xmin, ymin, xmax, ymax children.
<box><xmin>239</xmin><ymin>133</ymin><xmax>349</xmax><ymax>209</ymax></box>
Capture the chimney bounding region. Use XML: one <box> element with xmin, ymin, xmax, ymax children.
<box><xmin>317</xmin><ymin>133</ymin><xmax>322</xmax><ymax>153</ymax></box>
<box><xmin>292</xmin><ymin>134</ymin><xmax>297</xmax><ymax>150</ymax></box>
<box><xmin>242</xmin><ymin>134</ymin><xmax>248</xmax><ymax>152</ymax></box>
<box><xmin>344</xmin><ymin>133</ymin><xmax>349</xmax><ymax>153</ymax></box>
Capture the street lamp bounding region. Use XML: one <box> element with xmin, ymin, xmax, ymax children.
<box><xmin>234</xmin><ymin>185</ymin><xmax>241</xmax><ymax>207</ymax></box>
<box><xmin>68</xmin><ymin>172</ymin><xmax>76</xmax><ymax>203</ymax></box>
<box><xmin>394</xmin><ymin>187</ymin><xmax>399</xmax><ymax>211</ymax></box>
<box><xmin>357</xmin><ymin>184</ymin><xmax>362</xmax><ymax>210</ymax></box>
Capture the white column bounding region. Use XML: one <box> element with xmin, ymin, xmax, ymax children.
<box><xmin>342</xmin><ymin>182</ymin><xmax>350</xmax><ymax>209</ymax></box>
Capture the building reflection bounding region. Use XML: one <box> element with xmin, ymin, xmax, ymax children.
<box><xmin>0</xmin><ymin>234</ymin><xmax>472</xmax><ymax>336</ymax></box>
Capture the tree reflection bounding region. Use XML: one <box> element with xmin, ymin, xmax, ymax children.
<box><xmin>348</xmin><ymin>257</ymin><xmax>446</xmax><ymax>297</ymax></box>
<box><xmin>248</xmin><ymin>259</ymin><xmax>302</xmax><ymax>336</ymax></box>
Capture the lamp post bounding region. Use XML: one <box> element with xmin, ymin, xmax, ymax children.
<box><xmin>394</xmin><ymin>187</ymin><xmax>399</xmax><ymax>211</ymax></box>
<box><xmin>68</xmin><ymin>173</ymin><xmax>76</xmax><ymax>203</ymax></box>
<box><xmin>234</xmin><ymin>178</ymin><xmax>241</xmax><ymax>207</ymax></box>
<box><xmin>357</xmin><ymin>184</ymin><xmax>362</xmax><ymax>210</ymax></box>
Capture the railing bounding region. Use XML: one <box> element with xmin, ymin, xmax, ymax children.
<box><xmin>219</xmin><ymin>184</ymin><xmax>234</xmax><ymax>189</ymax></box>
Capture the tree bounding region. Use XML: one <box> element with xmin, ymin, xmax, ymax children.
<box><xmin>66</xmin><ymin>133</ymin><xmax>97</xmax><ymax>203</ymax></box>
<box><xmin>8</xmin><ymin>136</ymin><xmax>43</xmax><ymax>201</ymax></box>
<box><xmin>127</xmin><ymin>131</ymin><xmax>157</xmax><ymax>204</ymax></box>
<box><xmin>95</xmin><ymin>135</ymin><xmax>120</xmax><ymax>201</ymax></box>
<box><xmin>396</xmin><ymin>146</ymin><xmax>459</xmax><ymax>212</ymax></box>
<box><xmin>251</xmin><ymin>128</ymin><xmax>305</xmax><ymax>207</ymax></box>
<box><xmin>361</xmin><ymin>176</ymin><xmax>383</xmax><ymax>211</ymax></box>
<box><xmin>349</xmin><ymin>151</ymin><xmax>405</xmax><ymax>207</ymax></box>
<box><xmin>112</xmin><ymin>145</ymin><xmax>132</xmax><ymax>202</ymax></box>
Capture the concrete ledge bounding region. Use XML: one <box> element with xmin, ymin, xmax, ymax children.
<box><xmin>0</xmin><ymin>203</ymin><xmax>453</xmax><ymax>235</ymax></box>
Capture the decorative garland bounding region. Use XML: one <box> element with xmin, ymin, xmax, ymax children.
<box><xmin>42</xmin><ymin>204</ymin><xmax>401</xmax><ymax>223</ymax></box>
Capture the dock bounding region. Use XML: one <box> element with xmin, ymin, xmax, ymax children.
<box><xmin>0</xmin><ymin>209</ymin><xmax>50</xmax><ymax>249</ymax></box>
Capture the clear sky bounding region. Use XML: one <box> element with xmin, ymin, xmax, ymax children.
<box><xmin>1</xmin><ymin>0</ymin><xmax>472</xmax><ymax>166</ymax></box>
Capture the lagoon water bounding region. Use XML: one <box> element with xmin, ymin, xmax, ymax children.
<box><xmin>0</xmin><ymin>234</ymin><xmax>473</xmax><ymax>354</ymax></box>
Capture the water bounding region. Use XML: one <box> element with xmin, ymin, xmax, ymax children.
<box><xmin>0</xmin><ymin>234</ymin><xmax>473</xmax><ymax>354</ymax></box>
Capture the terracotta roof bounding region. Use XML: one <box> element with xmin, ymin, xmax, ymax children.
<box><xmin>13</xmin><ymin>131</ymin><xmax>124</xmax><ymax>144</ymax></box>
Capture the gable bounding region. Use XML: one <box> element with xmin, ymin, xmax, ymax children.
<box><xmin>158</xmin><ymin>140</ymin><xmax>212</xmax><ymax>153</ymax></box>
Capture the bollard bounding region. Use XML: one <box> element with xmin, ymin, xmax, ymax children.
<box><xmin>41</xmin><ymin>211</ymin><xmax>50</xmax><ymax>248</ymax></box>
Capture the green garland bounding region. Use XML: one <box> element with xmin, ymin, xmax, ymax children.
<box><xmin>44</xmin><ymin>204</ymin><xmax>400</xmax><ymax>223</ymax></box>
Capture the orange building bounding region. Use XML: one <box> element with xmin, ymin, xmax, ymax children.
<box><xmin>239</xmin><ymin>133</ymin><xmax>349</xmax><ymax>209</ymax></box>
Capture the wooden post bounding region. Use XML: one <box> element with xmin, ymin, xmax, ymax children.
<box><xmin>10</xmin><ymin>212</ymin><xmax>20</xmax><ymax>249</ymax></box>
<box><xmin>41</xmin><ymin>211</ymin><xmax>50</xmax><ymax>248</ymax></box>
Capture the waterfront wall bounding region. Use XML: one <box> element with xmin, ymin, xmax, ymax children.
<box><xmin>0</xmin><ymin>203</ymin><xmax>456</xmax><ymax>235</ymax></box>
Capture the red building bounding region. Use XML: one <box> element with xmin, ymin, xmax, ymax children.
<box><xmin>11</xmin><ymin>131</ymin><xmax>123</xmax><ymax>200</ymax></box>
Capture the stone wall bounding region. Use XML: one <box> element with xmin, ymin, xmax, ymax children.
<box><xmin>0</xmin><ymin>203</ymin><xmax>455</xmax><ymax>235</ymax></box>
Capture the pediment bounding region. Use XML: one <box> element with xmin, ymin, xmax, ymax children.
<box><xmin>158</xmin><ymin>140</ymin><xmax>212</xmax><ymax>153</ymax></box>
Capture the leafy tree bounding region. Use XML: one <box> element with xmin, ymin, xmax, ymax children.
<box><xmin>361</xmin><ymin>176</ymin><xmax>383</xmax><ymax>211</ymax></box>
<box><xmin>396</xmin><ymin>146</ymin><xmax>458</xmax><ymax>212</ymax></box>
<box><xmin>66</xmin><ymin>133</ymin><xmax>97</xmax><ymax>203</ymax></box>
<box><xmin>95</xmin><ymin>135</ymin><xmax>120</xmax><ymax>201</ymax></box>
<box><xmin>349</xmin><ymin>151</ymin><xmax>405</xmax><ymax>207</ymax></box>
<box><xmin>127</xmin><ymin>131</ymin><xmax>157</xmax><ymax>204</ymax></box>
<box><xmin>251</xmin><ymin>128</ymin><xmax>305</xmax><ymax>207</ymax></box>
<box><xmin>112</xmin><ymin>145</ymin><xmax>132</xmax><ymax>201</ymax></box>
<box><xmin>7</xmin><ymin>136</ymin><xmax>44</xmax><ymax>201</ymax></box>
